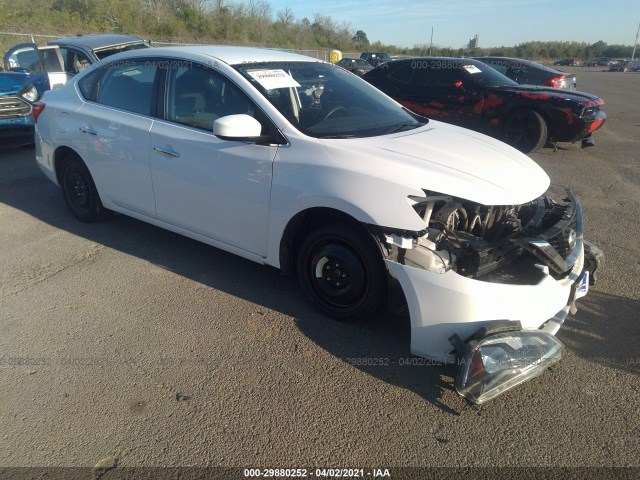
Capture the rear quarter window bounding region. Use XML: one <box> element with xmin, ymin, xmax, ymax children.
<box><xmin>77</xmin><ymin>68</ymin><xmax>102</xmax><ymax>100</ymax></box>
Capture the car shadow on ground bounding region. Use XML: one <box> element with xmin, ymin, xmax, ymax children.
<box><xmin>0</xmin><ymin>154</ymin><xmax>465</xmax><ymax>414</ymax></box>
<box><xmin>560</xmin><ymin>290</ymin><xmax>640</xmax><ymax>376</ymax></box>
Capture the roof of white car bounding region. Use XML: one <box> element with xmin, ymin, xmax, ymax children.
<box><xmin>121</xmin><ymin>45</ymin><xmax>322</xmax><ymax>65</ymax></box>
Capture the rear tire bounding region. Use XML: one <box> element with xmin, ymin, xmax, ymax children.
<box><xmin>296</xmin><ymin>223</ymin><xmax>386</xmax><ymax>321</ymax></box>
<box><xmin>60</xmin><ymin>153</ymin><xmax>112</xmax><ymax>222</ymax></box>
<box><xmin>501</xmin><ymin>109</ymin><xmax>548</xmax><ymax>153</ymax></box>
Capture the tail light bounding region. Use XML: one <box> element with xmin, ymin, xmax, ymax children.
<box><xmin>32</xmin><ymin>102</ymin><xmax>45</xmax><ymax>123</ymax></box>
<box><xmin>543</xmin><ymin>75</ymin><xmax>568</xmax><ymax>88</ymax></box>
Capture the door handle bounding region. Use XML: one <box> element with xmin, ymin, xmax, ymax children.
<box><xmin>153</xmin><ymin>146</ymin><xmax>180</xmax><ymax>158</ymax></box>
<box><xmin>79</xmin><ymin>126</ymin><xmax>97</xmax><ymax>135</ymax></box>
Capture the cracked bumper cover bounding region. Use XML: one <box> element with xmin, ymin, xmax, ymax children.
<box><xmin>386</xmin><ymin>191</ymin><xmax>594</xmax><ymax>362</ymax></box>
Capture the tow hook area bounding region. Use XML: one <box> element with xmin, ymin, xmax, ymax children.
<box><xmin>584</xmin><ymin>240</ymin><xmax>604</xmax><ymax>285</ymax></box>
<box><xmin>449</xmin><ymin>321</ymin><xmax>564</xmax><ymax>404</ymax></box>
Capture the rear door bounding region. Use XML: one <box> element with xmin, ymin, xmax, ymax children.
<box><xmin>73</xmin><ymin>59</ymin><xmax>159</xmax><ymax>216</ymax></box>
<box><xmin>3</xmin><ymin>43</ymin><xmax>70</xmax><ymax>89</ymax></box>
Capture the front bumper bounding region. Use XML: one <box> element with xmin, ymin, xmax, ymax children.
<box><xmin>386</xmin><ymin>190</ymin><xmax>590</xmax><ymax>362</ymax></box>
<box><xmin>562</xmin><ymin>110</ymin><xmax>606</xmax><ymax>142</ymax></box>
<box><xmin>386</xmin><ymin>244</ymin><xmax>585</xmax><ymax>361</ymax></box>
<box><xmin>0</xmin><ymin>115</ymin><xmax>34</xmax><ymax>146</ymax></box>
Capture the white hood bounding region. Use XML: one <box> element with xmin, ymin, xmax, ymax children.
<box><xmin>320</xmin><ymin>120</ymin><xmax>550</xmax><ymax>206</ymax></box>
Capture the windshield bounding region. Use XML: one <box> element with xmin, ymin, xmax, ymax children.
<box><xmin>462</xmin><ymin>62</ymin><xmax>519</xmax><ymax>87</ymax></box>
<box><xmin>94</xmin><ymin>42</ymin><xmax>149</xmax><ymax>60</ymax></box>
<box><xmin>234</xmin><ymin>61</ymin><xmax>424</xmax><ymax>138</ymax></box>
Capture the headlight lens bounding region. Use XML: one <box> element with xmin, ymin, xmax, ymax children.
<box><xmin>20</xmin><ymin>85</ymin><xmax>39</xmax><ymax>102</ymax></box>
<box><xmin>455</xmin><ymin>331</ymin><xmax>564</xmax><ymax>404</ymax></box>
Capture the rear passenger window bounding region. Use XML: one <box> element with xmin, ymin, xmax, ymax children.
<box><xmin>95</xmin><ymin>61</ymin><xmax>157</xmax><ymax>116</ymax></box>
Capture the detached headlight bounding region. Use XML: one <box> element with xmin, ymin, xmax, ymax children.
<box><xmin>455</xmin><ymin>331</ymin><xmax>564</xmax><ymax>404</ymax></box>
<box><xmin>19</xmin><ymin>84</ymin><xmax>39</xmax><ymax>102</ymax></box>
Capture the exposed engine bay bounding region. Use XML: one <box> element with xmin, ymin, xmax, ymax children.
<box><xmin>380</xmin><ymin>188</ymin><xmax>582</xmax><ymax>283</ymax></box>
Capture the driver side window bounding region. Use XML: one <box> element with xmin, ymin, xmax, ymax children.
<box><xmin>166</xmin><ymin>64</ymin><xmax>255</xmax><ymax>131</ymax></box>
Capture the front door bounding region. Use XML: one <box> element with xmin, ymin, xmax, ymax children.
<box><xmin>149</xmin><ymin>62</ymin><xmax>279</xmax><ymax>256</ymax></box>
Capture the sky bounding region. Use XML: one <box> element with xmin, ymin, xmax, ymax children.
<box><xmin>266</xmin><ymin>0</ymin><xmax>640</xmax><ymax>48</ymax></box>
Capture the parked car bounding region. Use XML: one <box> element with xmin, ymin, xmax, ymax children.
<box><xmin>474</xmin><ymin>56</ymin><xmax>577</xmax><ymax>90</ymax></box>
<box><xmin>0</xmin><ymin>72</ymin><xmax>37</xmax><ymax>146</ymax></box>
<box><xmin>35</xmin><ymin>46</ymin><xmax>601</xmax><ymax>404</ymax></box>
<box><xmin>336</xmin><ymin>57</ymin><xmax>373</xmax><ymax>76</ymax></box>
<box><xmin>608</xmin><ymin>59</ymin><xmax>631</xmax><ymax>72</ymax></box>
<box><xmin>363</xmin><ymin>57</ymin><xmax>606</xmax><ymax>153</ymax></box>
<box><xmin>360</xmin><ymin>51</ymin><xmax>391</xmax><ymax>67</ymax></box>
<box><xmin>583</xmin><ymin>57</ymin><xmax>609</xmax><ymax>67</ymax></box>
<box><xmin>554</xmin><ymin>58</ymin><xmax>578</xmax><ymax>66</ymax></box>
<box><xmin>0</xmin><ymin>45</ymin><xmax>66</xmax><ymax>146</ymax></box>
<box><xmin>47</xmin><ymin>34</ymin><xmax>149</xmax><ymax>75</ymax></box>
<box><xmin>0</xmin><ymin>34</ymin><xmax>149</xmax><ymax>147</ymax></box>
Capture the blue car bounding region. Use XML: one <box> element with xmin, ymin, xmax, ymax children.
<box><xmin>1</xmin><ymin>34</ymin><xmax>149</xmax><ymax>147</ymax></box>
<box><xmin>0</xmin><ymin>44</ymin><xmax>66</xmax><ymax>146</ymax></box>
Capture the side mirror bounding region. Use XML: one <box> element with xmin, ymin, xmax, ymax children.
<box><xmin>213</xmin><ymin>114</ymin><xmax>263</xmax><ymax>142</ymax></box>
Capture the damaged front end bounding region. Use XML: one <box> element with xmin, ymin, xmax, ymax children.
<box><xmin>376</xmin><ymin>188</ymin><xmax>602</xmax><ymax>404</ymax></box>
<box><xmin>398</xmin><ymin>188</ymin><xmax>584</xmax><ymax>282</ymax></box>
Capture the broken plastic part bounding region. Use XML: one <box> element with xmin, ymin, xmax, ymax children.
<box><xmin>384</xmin><ymin>234</ymin><xmax>416</xmax><ymax>249</ymax></box>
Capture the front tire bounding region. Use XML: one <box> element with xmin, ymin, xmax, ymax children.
<box><xmin>296</xmin><ymin>223</ymin><xmax>387</xmax><ymax>321</ymax></box>
<box><xmin>501</xmin><ymin>109</ymin><xmax>548</xmax><ymax>153</ymax></box>
<box><xmin>60</xmin><ymin>153</ymin><xmax>112</xmax><ymax>222</ymax></box>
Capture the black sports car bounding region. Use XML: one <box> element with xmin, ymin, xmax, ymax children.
<box><xmin>363</xmin><ymin>57</ymin><xmax>605</xmax><ymax>153</ymax></box>
<box><xmin>474</xmin><ymin>56</ymin><xmax>577</xmax><ymax>90</ymax></box>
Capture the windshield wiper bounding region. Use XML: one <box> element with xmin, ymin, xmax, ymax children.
<box><xmin>318</xmin><ymin>134</ymin><xmax>359</xmax><ymax>139</ymax></box>
<box><xmin>385</xmin><ymin>121</ymin><xmax>423</xmax><ymax>134</ymax></box>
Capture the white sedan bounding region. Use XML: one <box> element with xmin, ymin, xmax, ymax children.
<box><xmin>34</xmin><ymin>46</ymin><xmax>601</xmax><ymax>403</ymax></box>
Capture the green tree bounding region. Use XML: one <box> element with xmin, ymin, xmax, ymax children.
<box><xmin>352</xmin><ymin>29</ymin><xmax>369</xmax><ymax>48</ymax></box>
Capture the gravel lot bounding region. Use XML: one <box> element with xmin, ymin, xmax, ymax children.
<box><xmin>0</xmin><ymin>68</ymin><xmax>638</xmax><ymax>477</ymax></box>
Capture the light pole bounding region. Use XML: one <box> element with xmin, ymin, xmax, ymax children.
<box><xmin>632</xmin><ymin>21</ymin><xmax>640</xmax><ymax>60</ymax></box>
<box><xmin>429</xmin><ymin>27</ymin><xmax>433</xmax><ymax>56</ymax></box>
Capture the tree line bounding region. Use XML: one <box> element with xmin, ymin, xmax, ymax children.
<box><xmin>0</xmin><ymin>0</ymin><xmax>635</xmax><ymax>59</ymax></box>
<box><xmin>396</xmin><ymin>40</ymin><xmax>635</xmax><ymax>61</ymax></box>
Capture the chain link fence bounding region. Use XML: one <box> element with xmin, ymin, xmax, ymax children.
<box><xmin>0</xmin><ymin>32</ymin><xmax>60</xmax><ymax>56</ymax></box>
<box><xmin>0</xmin><ymin>31</ymin><xmax>359</xmax><ymax>64</ymax></box>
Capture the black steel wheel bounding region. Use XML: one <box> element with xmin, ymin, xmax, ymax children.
<box><xmin>60</xmin><ymin>153</ymin><xmax>111</xmax><ymax>222</ymax></box>
<box><xmin>296</xmin><ymin>223</ymin><xmax>386</xmax><ymax>321</ymax></box>
<box><xmin>502</xmin><ymin>109</ymin><xmax>548</xmax><ymax>153</ymax></box>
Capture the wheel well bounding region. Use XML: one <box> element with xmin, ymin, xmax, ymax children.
<box><xmin>279</xmin><ymin>208</ymin><xmax>374</xmax><ymax>275</ymax></box>
<box><xmin>53</xmin><ymin>146</ymin><xmax>82</xmax><ymax>185</ymax></box>
<box><xmin>503</xmin><ymin>107</ymin><xmax>554</xmax><ymax>141</ymax></box>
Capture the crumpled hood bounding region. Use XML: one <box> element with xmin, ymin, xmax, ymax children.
<box><xmin>320</xmin><ymin>120</ymin><xmax>550</xmax><ymax>206</ymax></box>
<box><xmin>0</xmin><ymin>71</ymin><xmax>30</xmax><ymax>96</ymax></box>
